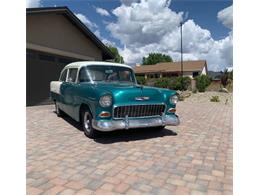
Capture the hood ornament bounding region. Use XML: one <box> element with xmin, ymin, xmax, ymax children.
<box><xmin>135</xmin><ymin>96</ymin><xmax>150</xmax><ymax>101</ymax></box>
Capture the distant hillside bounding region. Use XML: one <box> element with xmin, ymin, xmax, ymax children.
<box><xmin>208</xmin><ymin>71</ymin><xmax>222</xmax><ymax>80</ymax></box>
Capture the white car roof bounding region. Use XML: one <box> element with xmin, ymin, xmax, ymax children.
<box><xmin>64</xmin><ymin>61</ymin><xmax>133</xmax><ymax>69</ymax></box>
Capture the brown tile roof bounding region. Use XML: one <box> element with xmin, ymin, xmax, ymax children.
<box><xmin>134</xmin><ymin>60</ymin><xmax>207</xmax><ymax>74</ymax></box>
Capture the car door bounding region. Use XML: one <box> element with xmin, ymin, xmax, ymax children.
<box><xmin>62</xmin><ymin>68</ymin><xmax>79</xmax><ymax>117</ymax></box>
<box><xmin>58</xmin><ymin>68</ymin><xmax>68</xmax><ymax>112</ymax></box>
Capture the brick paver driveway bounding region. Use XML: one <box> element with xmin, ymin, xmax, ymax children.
<box><xmin>27</xmin><ymin>102</ymin><xmax>232</xmax><ymax>195</ymax></box>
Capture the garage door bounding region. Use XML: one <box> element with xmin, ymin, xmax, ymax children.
<box><xmin>26</xmin><ymin>49</ymin><xmax>79</xmax><ymax>106</ymax></box>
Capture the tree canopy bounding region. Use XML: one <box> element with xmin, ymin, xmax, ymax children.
<box><xmin>142</xmin><ymin>53</ymin><xmax>173</xmax><ymax>65</ymax></box>
<box><xmin>107</xmin><ymin>45</ymin><xmax>124</xmax><ymax>63</ymax></box>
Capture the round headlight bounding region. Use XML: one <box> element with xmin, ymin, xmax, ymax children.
<box><xmin>170</xmin><ymin>95</ymin><xmax>178</xmax><ymax>104</ymax></box>
<box><xmin>99</xmin><ymin>95</ymin><xmax>112</xmax><ymax>107</ymax></box>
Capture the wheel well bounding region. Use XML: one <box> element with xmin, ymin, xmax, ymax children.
<box><xmin>79</xmin><ymin>103</ymin><xmax>91</xmax><ymax>122</ymax></box>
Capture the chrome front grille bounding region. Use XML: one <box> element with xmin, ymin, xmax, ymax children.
<box><xmin>113</xmin><ymin>104</ymin><xmax>165</xmax><ymax>119</ymax></box>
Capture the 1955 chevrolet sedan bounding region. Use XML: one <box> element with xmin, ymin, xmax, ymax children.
<box><xmin>50</xmin><ymin>61</ymin><xmax>180</xmax><ymax>138</ymax></box>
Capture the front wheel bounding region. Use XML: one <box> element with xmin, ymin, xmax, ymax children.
<box><xmin>81</xmin><ymin>108</ymin><xmax>97</xmax><ymax>138</ymax></box>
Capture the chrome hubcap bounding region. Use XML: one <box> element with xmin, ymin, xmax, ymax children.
<box><xmin>84</xmin><ymin>112</ymin><xmax>91</xmax><ymax>133</ymax></box>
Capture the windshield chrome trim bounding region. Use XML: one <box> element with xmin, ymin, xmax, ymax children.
<box><xmin>80</xmin><ymin>65</ymin><xmax>136</xmax><ymax>84</ymax></box>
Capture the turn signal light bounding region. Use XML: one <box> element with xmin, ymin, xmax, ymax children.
<box><xmin>168</xmin><ymin>108</ymin><xmax>176</xmax><ymax>113</ymax></box>
<box><xmin>99</xmin><ymin>111</ymin><xmax>111</xmax><ymax>118</ymax></box>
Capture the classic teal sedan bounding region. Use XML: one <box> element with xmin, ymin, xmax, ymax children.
<box><xmin>50</xmin><ymin>61</ymin><xmax>180</xmax><ymax>138</ymax></box>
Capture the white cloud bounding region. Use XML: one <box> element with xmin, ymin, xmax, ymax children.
<box><xmin>76</xmin><ymin>13</ymin><xmax>115</xmax><ymax>47</ymax></box>
<box><xmin>108</xmin><ymin>0</ymin><xmax>182</xmax><ymax>47</ymax></box>
<box><xmin>75</xmin><ymin>13</ymin><xmax>97</xmax><ymax>29</ymax></box>
<box><xmin>217</xmin><ymin>5</ymin><xmax>233</xmax><ymax>29</ymax></box>
<box><xmin>94</xmin><ymin>30</ymin><xmax>116</xmax><ymax>47</ymax></box>
<box><xmin>94</xmin><ymin>30</ymin><xmax>101</xmax><ymax>38</ymax></box>
<box><xmin>102</xmin><ymin>38</ymin><xmax>116</xmax><ymax>47</ymax></box>
<box><xmin>95</xmin><ymin>7</ymin><xmax>110</xmax><ymax>16</ymax></box>
<box><xmin>26</xmin><ymin>0</ymin><xmax>41</xmax><ymax>8</ymax></box>
<box><xmin>120</xmin><ymin>0</ymin><xmax>140</xmax><ymax>6</ymax></box>
<box><xmin>107</xmin><ymin>0</ymin><xmax>233</xmax><ymax>71</ymax></box>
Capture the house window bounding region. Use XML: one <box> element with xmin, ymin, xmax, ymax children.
<box><xmin>154</xmin><ymin>74</ymin><xmax>160</xmax><ymax>78</ymax></box>
<box><xmin>193</xmin><ymin>72</ymin><xmax>199</xmax><ymax>77</ymax></box>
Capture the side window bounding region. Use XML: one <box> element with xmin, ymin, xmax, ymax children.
<box><xmin>192</xmin><ymin>72</ymin><xmax>199</xmax><ymax>78</ymax></box>
<box><xmin>78</xmin><ymin>67</ymin><xmax>90</xmax><ymax>82</ymax></box>
<box><xmin>60</xmin><ymin>69</ymin><xmax>68</xmax><ymax>82</ymax></box>
<box><xmin>67</xmin><ymin>68</ymin><xmax>78</xmax><ymax>83</ymax></box>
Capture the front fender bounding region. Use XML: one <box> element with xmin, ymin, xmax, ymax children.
<box><xmin>76</xmin><ymin>84</ymin><xmax>113</xmax><ymax>121</ymax></box>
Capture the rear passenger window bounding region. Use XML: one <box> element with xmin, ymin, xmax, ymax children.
<box><xmin>68</xmin><ymin>68</ymin><xmax>78</xmax><ymax>83</ymax></box>
<box><xmin>60</xmin><ymin>69</ymin><xmax>68</xmax><ymax>82</ymax></box>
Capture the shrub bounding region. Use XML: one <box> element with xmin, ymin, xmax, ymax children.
<box><xmin>226</xmin><ymin>81</ymin><xmax>233</xmax><ymax>92</ymax></box>
<box><xmin>221</xmin><ymin>71</ymin><xmax>229</xmax><ymax>88</ymax></box>
<box><xmin>171</xmin><ymin>77</ymin><xmax>191</xmax><ymax>91</ymax></box>
<box><xmin>136</xmin><ymin>76</ymin><xmax>146</xmax><ymax>85</ymax></box>
<box><xmin>154</xmin><ymin>77</ymin><xmax>171</xmax><ymax>88</ymax></box>
<box><xmin>152</xmin><ymin>76</ymin><xmax>191</xmax><ymax>90</ymax></box>
<box><xmin>210</xmin><ymin>96</ymin><xmax>220</xmax><ymax>102</ymax></box>
<box><xmin>221</xmin><ymin>70</ymin><xmax>233</xmax><ymax>88</ymax></box>
<box><xmin>146</xmin><ymin>78</ymin><xmax>156</xmax><ymax>86</ymax></box>
<box><xmin>195</xmin><ymin>75</ymin><xmax>211</xmax><ymax>92</ymax></box>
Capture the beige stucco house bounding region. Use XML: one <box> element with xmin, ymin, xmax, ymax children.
<box><xmin>26</xmin><ymin>7</ymin><xmax>114</xmax><ymax>106</ymax></box>
<box><xmin>134</xmin><ymin>60</ymin><xmax>208</xmax><ymax>79</ymax></box>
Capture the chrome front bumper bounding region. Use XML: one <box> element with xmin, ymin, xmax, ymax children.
<box><xmin>92</xmin><ymin>114</ymin><xmax>180</xmax><ymax>132</ymax></box>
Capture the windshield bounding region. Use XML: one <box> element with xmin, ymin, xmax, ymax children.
<box><xmin>78</xmin><ymin>65</ymin><xmax>136</xmax><ymax>83</ymax></box>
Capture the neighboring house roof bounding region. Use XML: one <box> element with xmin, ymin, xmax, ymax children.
<box><xmin>134</xmin><ymin>60</ymin><xmax>207</xmax><ymax>74</ymax></box>
<box><xmin>26</xmin><ymin>6</ymin><xmax>114</xmax><ymax>60</ymax></box>
<box><xmin>64</xmin><ymin>61</ymin><xmax>132</xmax><ymax>69</ymax></box>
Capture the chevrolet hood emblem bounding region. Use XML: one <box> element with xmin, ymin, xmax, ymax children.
<box><xmin>135</xmin><ymin>96</ymin><xmax>150</xmax><ymax>101</ymax></box>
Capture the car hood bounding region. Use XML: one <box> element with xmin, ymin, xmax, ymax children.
<box><xmin>93</xmin><ymin>82</ymin><xmax>171</xmax><ymax>105</ymax></box>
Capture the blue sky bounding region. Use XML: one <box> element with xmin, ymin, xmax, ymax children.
<box><xmin>27</xmin><ymin>0</ymin><xmax>233</xmax><ymax>71</ymax></box>
<box><xmin>170</xmin><ymin>0</ymin><xmax>232</xmax><ymax>40</ymax></box>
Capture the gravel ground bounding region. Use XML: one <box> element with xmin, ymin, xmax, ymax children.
<box><xmin>183</xmin><ymin>91</ymin><xmax>233</xmax><ymax>106</ymax></box>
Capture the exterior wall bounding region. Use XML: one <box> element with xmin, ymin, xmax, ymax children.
<box><xmin>183</xmin><ymin>72</ymin><xmax>193</xmax><ymax>78</ymax></box>
<box><xmin>27</xmin><ymin>13</ymin><xmax>103</xmax><ymax>60</ymax></box>
<box><xmin>201</xmin><ymin>66</ymin><xmax>207</xmax><ymax>75</ymax></box>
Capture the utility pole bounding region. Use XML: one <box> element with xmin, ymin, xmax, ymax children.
<box><xmin>180</xmin><ymin>22</ymin><xmax>183</xmax><ymax>78</ymax></box>
<box><xmin>180</xmin><ymin>22</ymin><xmax>184</xmax><ymax>91</ymax></box>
